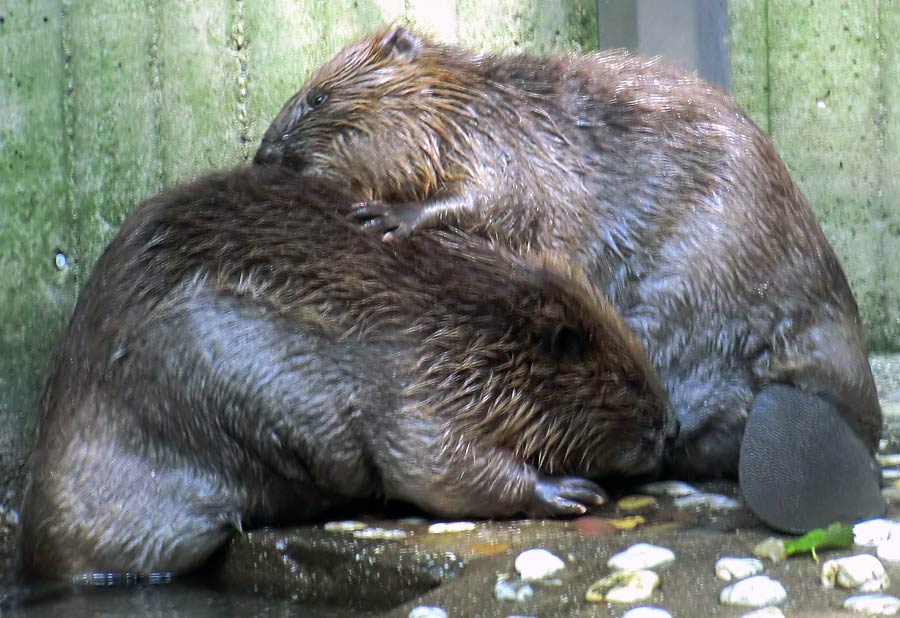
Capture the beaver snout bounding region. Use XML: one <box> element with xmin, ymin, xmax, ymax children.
<box><xmin>664</xmin><ymin>417</ymin><xmax>681</xmax><ymax>454</ymax></box>
<box><xmin>253</xmin><ymin>139</ymin><xmax>282</xmax><ymax>165</ymax></box>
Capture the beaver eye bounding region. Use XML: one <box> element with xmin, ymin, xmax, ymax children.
<box><xmin>306</xmin><ymin>91</ymin><xmax>328</xmax><ymax>109</ymax></box>
<box><xmin>543</xmin><ymin>323</ymin><xmax>589</xmax><ymax>362</ymax></box>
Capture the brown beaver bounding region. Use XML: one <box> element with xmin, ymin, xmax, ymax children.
<box><xmin>20</xmin><ymin>165</ymin><xmax>673</xmax><ymax>578</ymax></box>
<box><xmin>254</xmin><ymin>26</ymin><xmax>884</xmax><ymax>531</ymax></box>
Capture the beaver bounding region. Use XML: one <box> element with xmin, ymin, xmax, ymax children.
<box><xmin>20</xmin><ymin>165</ymin><xmax>673</xmax><ymax>578</ymax></box>
<box><xmin>254</xmin><ymin>26</ymin><xmax>885</xmax><ymax>531</ymax></box>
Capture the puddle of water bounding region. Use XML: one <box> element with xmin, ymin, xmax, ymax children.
<box><xmin>0</xmin><ymin>579</ymin><xmax>374</xmax><ymax>618</ymax></box>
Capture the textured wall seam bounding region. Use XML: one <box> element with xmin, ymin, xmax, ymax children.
<box><xmin>763</xmin><ymin>0</ymin><xmax>772</xmax><ymax>135</ymax></box>
<box><xmin>233</xmin><ymin>0</ymin><xmax>250</xmax><ymax>162</ymax></box>
<box><xmin>146</xmin><ymin>0</ymin><xmax>166</xmax><ymax>189</ymax></box>
<box><xmin>59</xmin><ymin>0</ymin><xmax>78</xmax><ymax>288</ymax></box>
<box><xmin>874</xmin><ymin>0</ymin><xmax>889</xmax><ymax>348</ymax></box>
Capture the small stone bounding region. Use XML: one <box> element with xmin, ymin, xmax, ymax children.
<box><xmin>607</xmin><ymin>515</ymin><xmax>647</xmax><ymax>530</ymax></box>
<box><xmin>673</xmin><ymin>492</ymin><xmax>742</xmax><ymax>510</ymax></box>
<box><xmin>351</xmin><ymin>527</ymin><xmax>408</xmax><ymax>540</ymax></box>
<box><xmin>494</xmin><ymin>577</ymin><xmax>534</xmax><ymax>602</ymax></box>
<box><xmin>622</xmin><ymin>607</ymin><xmax>672</xmax><ymax>618</ymax></box>
<box><xmin>740</xmin><ymin>609</ymin><xmax>785</xmax><ymax>618</ymax></box>
<box><xmin>719</xmin><ymin>575</ymin><xmax>787</xmax><ymax>607</ymax></box>
<box><xmin>617</xmin><ymin>495</ymin><xmax>658</xmax><ymax>511</ymax></box>
<box><xmin>515</xmin><ymin>549</ymin><xmax>565</xmax><ymax>580</ymax></box>
<box><xmin>468</xmin><ymin>542</ymin><xmax>510</xmax><ymax>557</ymax></box>
<box><xmin>608</xmin><ymin>543</ymin><xmax>675</xmax><ymax>571</ymax></box>
<box><xmin>878</xmin><ymin>538</ymin><xmax>900</xmax><ymax>562</ymax></box>
<box><xmin>638</xmin><ymin>480</ymin><xmax>699</xmax><ymax>496</ymax></box>
<box><xmin>855</xmin><ymin>519</ymin><xmax>900</xmax><ymax>546</ymax></box>
<box><xmin>585</xmin><ymin>569</ymin><xmax>660</xmax><ymax>603</ymax></box>
<box><xmin>844</xmin><ymin>594</ymin><xmax>900</xmax><ymax>615</ymax></box>
<box><xmin>883</xmin><ymin>469</ymin><xmax>900</xmax><ymax>480</ymax></box>
<box><xmin>822</xmin><ymin>554</ymin><xmax>889</xmax><ymax>591</ymax></box>
<box><xmin>752</xmin><ymin>537</ymin><xmax>787</xmax><ymax>563</ymax></box>
<box><xmin>571</xmin><ymin>516</ymin><xmax>618</xmax><ymax>537</ymax></box>
<box><xmin>427</xmin><ymin>521</ymin><xmax>477</xmax><ymax>534</ymax></box>
<box><xmin>409</xmin><ymin>607</ymin><xmax>447</xmax><ymax>618</ymax></box>
<box><xmin>323</xmin><ymin>520</ymin><xmax>368</xmax><ymax>532</ymax></box>
<box><xmin>715</xmin><ymin>557</ymin><xmax>765</xmax><ymax>582</ymax></box>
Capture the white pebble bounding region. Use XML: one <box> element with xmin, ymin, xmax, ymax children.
<box><xmin>855</xmin><ymin>519</ymin><xmax>900</xmax><ymax>546</ymax></box>
<box><xmin>586</xmin><ymin>570</ymin><xmax>660</xmax><ymax>603</ymax></box>
<box><xmin>741</xmin><ymin>609</ymin><xmax>786</xmax><ymax>618</ymax></box>
<box><xmin>822</xmin><ymin>554</ymin><xmax>889</xmax><ymax>591</ymax></box>
<box><xmin>608</xmin><ymin>543</ymin><xmax>675</xmax><ymax>571</ymax></box>
<box><xmin>673</xmin><ymin>492</ymin><xmax>742</xmax><ymax>510</ymax></box>
<box><xmin>323</xmin><ymin>520</ymin><xmax>368</xmax><ymax>532</ymax></box>
<box><xmin>638</xmin><ymin>480</ymin><xmax>699</xmax><ymax>496</ymax></box>
<box><xmin>515</xmin><ymin>549</ymin><xmax>565</xmax><ymax>581</ymax></box>
<box><xmin>715</xmin><ymin>557</ymin><xmax>765</xmax><ymax>582</ymax></box>
<box><xmin>883</xmin><ymin>469</ymin><xmax>900</xmax><ymax>480</ymax></box>
<box><xmin>879</xmin><ymin>538</ymin><xmax>900</xmax><ymax>562</ymax></box>
<box><xmin>878</xmin><ymin>454</ymin><xmax>900</xmax><ymax>466</ymax></box>
<box><xmin>844</xmin><ymin>594</ymin><xmax>900</xmax><ymax>615</ymax></box>
<box><xmin>623</xmin><ymin>607</ymin><xmax>672</xmax><ymax>618</ymax></box>
<box><xmin>427</xmin><ymin>521</ymin><xmax>477</xmax><ymax>534</ymax></box>
<box><xmin>719</xmin><ymin>575</ymin><xmax>787</xmax><ymax>607</ymax></box>
<box><xmin>494</xmin><ymin>577</ymin><xmax>534</xmax><ymax>602</ymax></box>
<box><xmin>351</xmin><ymin>527</ymin><xmax>408</xmax><ymax>540</ymax></box>
<box><xmin>752</xmin><ymin>537</ymin><xmax>787</xmax><ymax>563</ymax></box>
<box><xmin>409</xmin><ymin>607</ymin><xmax>448</xmax><ymax>618</ymax></box>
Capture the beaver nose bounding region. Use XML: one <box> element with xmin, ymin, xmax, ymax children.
<box><xmin>664</xmin><ymin>417</ymin><xmax>681</xmax><ymax>452</ymax></box>
<box><xmin>253</xmin><ymin>140</ymin><xmax>281</xmax><ymax>166</ymax></box>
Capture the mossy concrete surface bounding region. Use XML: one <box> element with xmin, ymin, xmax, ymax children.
<box><xmin>729</xmin><ymin>0</ymin><xmax>900</xmax><ymax>353</ymax></box>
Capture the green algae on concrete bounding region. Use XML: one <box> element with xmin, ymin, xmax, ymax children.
<box><xmin>766</xmin><ymin>0</ymin><xmax>883</xmax><ymax>351</ymax></box>
<box><xmin>730</xmin><ymin>0</ymin><xmax>898</xmax><ymax>352</ymax></box>
<box><xmin>66</xmin><ymin>0</ymin><xmax>164</xmax><ymax>276</ymax></box>
<box><xmin>0</xmin><ymin>0</ymin><xmax>76</xmax><ymax>487</ymax></box>
<box><xmin>880</xmin><ymin>5</ymin><xmax>900</xmax><ymax>351</ymax></box>
<box><xmin>154</xmin><ymin>0</ymin><xmax>241</xmax><ymax>183</ymax></box>
<box><xmin>728</xmin><ymin>0</ymin><xmax>770</xmax><ymax>133</ymax></box>
<box><xmin>455</xmin><ymin>0</ymin><xmax>597</xmax><ymax>53</ymax></box>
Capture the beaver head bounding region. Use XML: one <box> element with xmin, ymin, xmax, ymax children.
<box><xmin>254</xmin><ymin>26</ymin><xmax>554</xmax><ymax>203</ymax></box>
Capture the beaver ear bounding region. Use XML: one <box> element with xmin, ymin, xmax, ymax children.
<box><xmin>543</xmin><ymin>323</ymin><xmax>589</xmax><ymax>362</ymax></box>
<box><xmin>378</xmin><ymin>26</ymin><xmax>421</xmax><ymax>63</ymax></box>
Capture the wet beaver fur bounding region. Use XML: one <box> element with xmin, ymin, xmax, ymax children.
<box><xmin>20</xmin><ymin>165</ymin><xmax>672</xmax><ymax>577</ymax></box>
<box><xmin>255</xmin><ymin>26</ymin><xmax>882</xmax><ymax>483</ymax></box>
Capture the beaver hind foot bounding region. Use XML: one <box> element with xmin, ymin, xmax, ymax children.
<box><xmin>739</xmin><ymin>384</ymin><xmax>885</xmax><ymax>533</ymax></box>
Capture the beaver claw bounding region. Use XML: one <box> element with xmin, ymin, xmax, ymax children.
<box><xmin>528</xmin><ymin>475</ymin><xmax>607</xmax><ymax>517</ymax></box>
<box><xmin>351</xmin><ymin>201</ymin><xmax>409</xmax><ymax>242</ymax></box>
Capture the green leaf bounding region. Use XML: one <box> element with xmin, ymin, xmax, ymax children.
<box><xmin>783</xmin><ymin>522</ymin><xmax>854</xmax><ymax>556</ymax></box>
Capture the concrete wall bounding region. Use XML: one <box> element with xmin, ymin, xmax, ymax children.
<box><xmin>0</xmin><ymin>0</ymin><xmax>596</xmax><ymax>498</ymax></box>
<box><xmin>728</xmin><ymin>0</ymin><xmax>899</xmax><ymax>354</ymax></box>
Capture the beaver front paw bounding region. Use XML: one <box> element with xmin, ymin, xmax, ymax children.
<box><xmin>528</xmin><ymin>476</ymin><xmax>607</xmax><ymax>517</ymax></box>
<box><xmin>351</xmin><ymin>201</ymin><xmax>408</xmax><ymax>242</ymax></box>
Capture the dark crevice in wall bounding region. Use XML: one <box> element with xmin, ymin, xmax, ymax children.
<box><xmin>146</xmin><ymin>0</ymin><xmax>166</xmax><ymax>189</ymax></box>
<box><xmin>233</xmin><ymin>0</ymin><xmax>250</xmax><ymax>162</ymax></box>
<box><xmin>763</xmin><ymin>0</ymin><xmax>772</xmax><ymax>136</ymax></box>
<box><xmin>59</xmin><ymin>0</ymin><xmax>79</xmax><ymax>288</ymax></box>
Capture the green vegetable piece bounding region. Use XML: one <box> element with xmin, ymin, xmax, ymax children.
<box><xmin>783</xmin><ymin>522</ymin><xmax>854</xmax><ymax>557</ymax></box>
